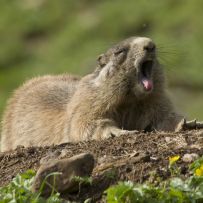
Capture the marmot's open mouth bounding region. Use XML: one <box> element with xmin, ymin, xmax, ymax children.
<box><xmin>139</xmin><ymin>60</ymin><xmax>153</xmax><ymax>91</ymax></box>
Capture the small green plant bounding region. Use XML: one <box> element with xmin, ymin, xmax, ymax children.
<box><xmin>104</xmin><ymin>169</ymin><xmax>117</xmax><ymax>180</ymax></box>
<box><xmin>71</xmin><ymin>175</ymin><xmax>93</xmax><ymax>196</ymax></box>
<box><xmin>190</xmin><ymin>156</ymin><xmax>203</xmax><ymax>176</ymax></box>
<box><xmin>38</xmin><ymin>171</ymin><xmax>62</xmax><ymax>196</ymax></box>
<box><xmin>71</xmin><ymin>176</ymin><xmax>93</xmax><ymax>185</ymax></box>
<box><xmin>168</xmin><ymin>155</ymin><xmax>181</xmax><ymax>176</ymax></box>
<box><xmin>0</xmin><ymin>170</ymin><xmax>66</xmax><ymax>203</ymax></box>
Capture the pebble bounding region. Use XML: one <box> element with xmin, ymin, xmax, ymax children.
<box><xmin>182</xmin><ymin>153</ymin><xmax>199</xmax><ymax>163</ymax></box>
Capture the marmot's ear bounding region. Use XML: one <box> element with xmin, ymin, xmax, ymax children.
<box><xmin>97</xmin><ymin>54</ymin><xmax>107</xmax><ymax>67</ymax></box>
<box><xmin>94</xmin><ymin>61</ymin><xmax>114</xmax><ymax>86</ymax></box>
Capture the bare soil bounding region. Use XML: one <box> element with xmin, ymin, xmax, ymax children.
<box><xmin>0</xmin><ymin>130</ymin><xmax>203</xmax><ymax>202</ymax></box>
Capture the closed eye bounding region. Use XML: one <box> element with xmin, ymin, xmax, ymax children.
<box><xmin>114</xmin><ymin>47</ymin><xmax>128</xmax><ymax>55</ymax></box>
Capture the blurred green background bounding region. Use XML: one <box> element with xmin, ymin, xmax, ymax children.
<box><xmin>0</xmin><ymin>0</ymin><xmax>203</xmax><ymax>122</ymax></box>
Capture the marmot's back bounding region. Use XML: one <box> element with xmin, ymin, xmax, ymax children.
<box><xmin>1</xmin><ymin>74</ymin><xmax>80</xmax><ymax>152</ymax></box>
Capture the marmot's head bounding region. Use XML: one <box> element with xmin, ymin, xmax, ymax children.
<box><xmin>94</xmin><ymin>37</ymin><xmax>164</xmax><ymax>99</ymax></box>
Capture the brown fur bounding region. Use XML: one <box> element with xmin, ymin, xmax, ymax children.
<box><xmin>1</xmin><ymin>37</ymin><xmax>183</xmax><ymax>152</ymax></box>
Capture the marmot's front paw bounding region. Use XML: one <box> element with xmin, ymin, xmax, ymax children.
<box><xmin>109</xmin><ymin>129</ymin><xmax>139</xmax><ymax>138</ymax></box>
<box><xmin>101</xmin><ymin>128</ymin><xmax>139</xmax><ymax>139</ymax></box>
<box><xmin>118</xmin><ymin>129</ymin><xmax>139</xmax><ymax>136</ymax></box>
<box><xmin>175</xmin><ymin>118</ymin><xmax>203</xmax><ymax>132</ymax></box>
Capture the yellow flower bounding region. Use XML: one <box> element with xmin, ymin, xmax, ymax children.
<box><xmin>195</xmin><ymin>164</ymin><xmax>203</xmax><ymax>176</ymax></box>
<box><xmin>169</xmin><ymin>155</ymin><xmax>180</xmax><ymax>166</ymax></box>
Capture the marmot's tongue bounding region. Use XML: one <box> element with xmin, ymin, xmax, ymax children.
<box><xmin>141</xmin><ymin>78</ymin><xmax>153</xmax><ymax>91</ymax></box>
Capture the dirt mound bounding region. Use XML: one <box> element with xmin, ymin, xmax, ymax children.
<box><xmin>0</xmin><ymin>130</ymin><xmax>203</xmax><ymax>202</ymax></box>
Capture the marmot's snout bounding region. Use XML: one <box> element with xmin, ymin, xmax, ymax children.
<box><xmin>130</xmin><ymin>37</ymin><xmax>157</xmax><ymax>94</ymax></box>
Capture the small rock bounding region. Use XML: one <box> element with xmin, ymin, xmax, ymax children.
<box><xmin>190</xmin><ymin>144</ymin><xmax>202</xmax><ymax>150</ymax></box>
<box><xmin>182</xmin><ymin>153</ymin><xmax>199</xmax><ymax>163</ymax></box>
<box><xmin>58</xmin><ymin>149</ymin><xmax>69</xmax><ymax>159</ymax></box>
<box><xmin>150</xmin><ymin>156</ymin><xmax>159</xmax><ymax>161</ymax></box>
<box><xmin>32</xmin><ymin>153</ymin><xmax>95</xmax><ymax>196</ymax></box>
<box><xmin>165</xmin><ymin>137</ymin><xmax>171</xmax><ymax>143</ymax></box>
<box><xmin>40</xmin><ymin>150</ymin><xmax>61</xmax><ymax>165</ymax></box>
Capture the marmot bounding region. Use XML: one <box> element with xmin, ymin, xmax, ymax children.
<box><xmin>1</xmin><ymin>37</ymin><xmax>202</xmax><ymax>152</ymax></box>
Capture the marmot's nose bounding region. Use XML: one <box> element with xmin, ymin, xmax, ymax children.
<box><xmin>132</xmin><ymin>37</ymin><xmax>156</xmax><ymax>53</ymax></box>
<box><xmin>143</xmin><ymin>41</ymin><xmax>156</xmax><ymax>53</ymax></box>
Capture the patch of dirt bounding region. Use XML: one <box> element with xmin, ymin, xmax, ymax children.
<box><xmin>0</xmin><ymin>130</ymin><xmax>203</xmax><ymax>202</ymax></box>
